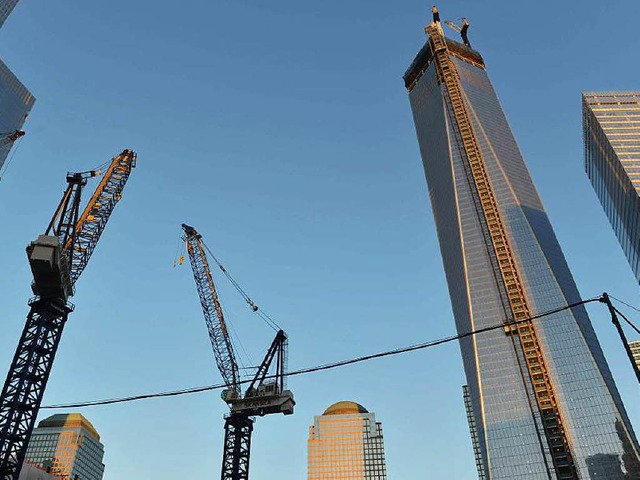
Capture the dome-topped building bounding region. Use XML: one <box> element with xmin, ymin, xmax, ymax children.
<box><xmin>308</xmin><ymin>401</ymin><xmax>387</xmax><ymax>479</ymax></box>
<box><xmin>322</xmin><ymin>401</ymin><xmax>369</xmax><ymax>416</ymax></box>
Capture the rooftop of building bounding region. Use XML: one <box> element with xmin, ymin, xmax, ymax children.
<box><xmin>36</xmin><ymin>413</ymin><xmax>101</xmax><ymax>441</ymax></box>
<box><xmin>323</xmin><ymin>401</ymin><xmax>369</xmax><ymax>416</ymax></box>
<box><xmin>404</xmin><ymin>32</ymin><xmax>485</xmax><ymax>92</ymax></box>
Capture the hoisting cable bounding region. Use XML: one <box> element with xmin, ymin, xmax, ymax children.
<box><xmin>201</xmin><ymin>240</ymin><xmax>280</xmax><ymax>331</ymax></box>
<box><xmin>41</xmin><ymin>296</ymin><xmax>599</xmax><ymax>410</ymax></box>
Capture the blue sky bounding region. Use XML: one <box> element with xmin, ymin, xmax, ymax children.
<box><xmin>1</xmin><ymin>0</ymin><xmax>639</xmax><ymax>478</ymax></box>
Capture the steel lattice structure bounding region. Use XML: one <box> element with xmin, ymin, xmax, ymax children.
<box><xmin>183</xmin><ymin>225</ymin><xmax>241</xmax><ymax>395</ymax></box>
<box><xmin>0</xmin><ymin>150</ymin><xmax>136</xmax><ymax>480</ymax></box>
<box><xmin>182</xmin><ymin>224</ymin><xmax>294</xmax><ymax>480</ymax></box>
<box><xmin>222</xmin><ymin>414</ymin><xmax>253</xmax><ymax>480</ymax></box>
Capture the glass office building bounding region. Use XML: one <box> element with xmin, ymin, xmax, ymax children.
<box><xmin>308</xmin><ymin>401</ymin><xmax>387</xmax><ymax>480</ymax></box>
<box><xmin>583</xmin><ymin>91</ymin><xmax>640</xmax><ymax>282</ymax></box>
<box><xmin>0</xmin><ymin>58</ymin><xmax>33</xmax><ymax>173</ymax></box>
<box><xmin>24</xmin><ymin>414</ymin><xmax>105</xmax><ymax>480</ymax></box>
<box><xmin>630</xmin><ymin>340</ymin><xmax>640</xmax><ymax>372</ymax></box>
<box><xmin>0</xmin><ymin>0</ymin><xmax>19</xmax><ymax>29</ymax></box>
<box><xmin>404</xmin><ymin>19</ymin><xmax>640</xmax><ymax>479</ymax></box>
<box><xmin>0</xmin><ymin>0</ymin><xmax>34</xmax><ymax>174</ymax></box>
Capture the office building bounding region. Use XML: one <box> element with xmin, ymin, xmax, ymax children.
<box><xmin>631</xmin><ymin>340</ymin><xmax>640</xmax><ymax>371</ymax></box>
<box><xmin>17</xmin><ymin>464</ymin><xmax>56</xmax><ymax>480</ymax></box>
<box><xmin>583</xmin><ymin>91</ymin><xmax>640</xmax><ymax>282</ymax></box>
<box><xmin>308</xmin><ymin>401</ymin><xmax>387</xmax><ymax>480</ymax></box>
<box><xmin>404</xmin><ymin>15</ymin><xmax>640</xmax><ymax>479</ymax></box>
<box><xmin>0</xmin><ymin>0</ymin><xmax>19</xmax><ymax>29</ymax></box>
<box><xmin>0</xmin><ymin>0</ymin><xmax>35</xmax><ymax>174</ymax></box>
<box><xmin>24</xmin><ymin>414</ymin><xmax>105</xmax><ymax>480</ymax></box>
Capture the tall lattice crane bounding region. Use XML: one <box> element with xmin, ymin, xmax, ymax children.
<box><xmin>424</xmin><ymin>16</ymin><xmax>577</xmax><ymax>479</ymax></box>
<box><xmin>182</xmin><ymin>224</ymin><xmax>294</xmax><ymax>480</ymax></box>
<box><xmin>0</xmin><ymin>149</ymin><xmax>137</xmax><ymax>480</ymax></box>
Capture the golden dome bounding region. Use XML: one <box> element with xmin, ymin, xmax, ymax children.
<box><xmin>38</xmin><ymin>413</ymin><xmax>101</xmax><ymax>441</ymax></box>
<box><xmin>323</xmin><ymin>401</ymin><xmax>369</xmax><ymax>416</ymax></box>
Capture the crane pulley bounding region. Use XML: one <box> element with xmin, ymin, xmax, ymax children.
<box><xmin>181</xmin><ymin>224</ymin><xmax>294</xmax><ymax>480</ymax></box>
<box><xmin>0</xmin><ymin>149</ymin><xmax>137</xmax><ymax>480</ymax></box>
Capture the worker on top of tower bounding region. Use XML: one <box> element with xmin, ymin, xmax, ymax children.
<box><xmin>432</xmin><ymin>5</ymin><xmax>440</xmax><ymax>23</ymax></box>
<box><xmin>460</xmin><ymin>18</ymin><xmax>471</xmax><ymax>47</ymax></box>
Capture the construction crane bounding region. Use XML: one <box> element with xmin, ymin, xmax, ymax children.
<box><xmin>424</xmin><ymin>16</ymin><xmax>578</xmax><ymax>479</ymax></box>
<box><xmin>0</xmin><ymin>130</ymin><xmax>25</xmax><ymax>149</ymax></box>
<box><xmin>0</xmin><ymin>149</ymin><xmax>137</xmax><ymax>480</ymax></box>
<box><xmin>181</xmin><ymin>224</ymin><xmax>294</xmax><ymax>480</ymax></box>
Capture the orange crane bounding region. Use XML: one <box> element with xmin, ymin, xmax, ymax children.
<box><xmin>0</xmin><ymin>150</ymin><xmax>137</xmax><ymax>480</ymax></box>
<box><xmin>182</xmin><ymin>224</ymin><xmax>294</xmax><ymax>480</ymax></box>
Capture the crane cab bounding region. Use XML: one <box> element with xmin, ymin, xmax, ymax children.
<box><xmin>26</xmin><ymin>235</ymin><xmax>73</xmax><ymax>300</ymax></box>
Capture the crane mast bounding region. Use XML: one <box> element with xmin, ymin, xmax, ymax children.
<box><xmin>424</xmin><ymin>19</ymin><xmax>577</xmax><ymax>478</ymax></box>
<box><xmin>0</xmin><ymin>149</ymin><xmax>137</xmax><ymax>480</ymax></box>
<box><xmin>182</xmin><ymin>224</ymin><xmax>294</xmax><ymax>480</ymax></box>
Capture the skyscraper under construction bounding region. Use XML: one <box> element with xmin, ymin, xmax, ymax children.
<box><xmin>404</xmin><ymin>12</ymin><xmax>640</xmax><ymax>479</ymax></box>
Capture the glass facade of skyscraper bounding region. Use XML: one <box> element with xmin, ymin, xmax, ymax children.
<box><xmin>24</xmin><ymin>414</ymin><xmax>105</xmax><ymax>480</ymax></box>
<box><xmin>308</xmin><ymin>401</ymin><xmax>387</xmax><ymax>480</ymax></box>
<box><xmin>630</xmin><ymin>340</ymin><xmax>640</xmax><ymax>372</ymax></box>
<box><xmin>0</xmin><ymin>58</ymin><xmax>34</xmax><ymax>173</ymax></box>
<box><xmin>404</xmin><ymin>22</ymin><xmax>640</xmax><ymax>479</ymax></box>
<box><xmin>583</xmin><ymin>91</ymin><xmax>640</xmax><ymax>282</ymax></box>
<box><xmin>0</xmin><ymin>0</ymin><xmax>19</xmax><ymax>29</ymax></box>
<box><xmin>0</xmin><ymin>0</ymin><xmax>34</xmax><ymax>175</ymax></box>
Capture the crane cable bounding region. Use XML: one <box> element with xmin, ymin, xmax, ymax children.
<box><xmin>41</xmin><ymin>296</ymin><xmax>611</xmax><ymax>410</ymax></box>
<box><xmin>201</xmin><ymin>240</ymin><xmax>281</xmax><ymax>331</ymax></box>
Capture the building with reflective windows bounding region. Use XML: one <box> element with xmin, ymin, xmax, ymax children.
<box><xmin>24</xmin><ymin>414</ymin><xmax>105</xmax><ymax>480</ymax></box>
<box><xmin>0</xmin><ymin>58</ymin><xmax>34</xmax><ymax>171</ymax></box>
<box><xmin>308</xmin><ymin>401</ymin><xmax>387</xmax><ymax>480</ymax></box>
<box><xmin>0</xmin><ymin>0</ymin><xmax>19</xmax><ymax>29</ymax></box>
<box><xmin>17</xmin><ymin>463</ymin><xmax>56</xmax><ymax>480</ymax></box>
<box><xmin>404</xmin><ymin>16</ymin><xmax>640</xmax><ymax>480</ymax></box>
<box><xmin>0</xmin><ymin>0</ymin><xmax>34</xmax><ymax>175</ymax></box>
<box><xmin>583</xmin><ymin>91</ymin><xmax>640</xmax><ymax>282</ymax></box>
<box><xmin>630</xmin><ymin>340</ymin><xmax>640</xmax><ymax>371</ymax></box>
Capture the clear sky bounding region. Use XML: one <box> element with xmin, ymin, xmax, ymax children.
<box><xmin>1</xmin><ymin>0</ymin><xmax>639</xmax><ymax>478</ymax></box>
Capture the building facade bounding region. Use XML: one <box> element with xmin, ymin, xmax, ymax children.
<box><xmin>404</xmin><ymin>17</ymin><xmax>640</xmax><ymax>479</ymax></box>
<box><xmin>630</xmin><ymin>340</ymin><xmax>640</xmax><ymax>372</ymax></box>
<box><xmin>24</xmin><ymin>414</ymin><xmax>105</xmax><ymax>480</ymax></box>
<box><xmin>0</xmin><ymin>0</ymin><xmax>34</xmax><ymax>175</ymax></box>
<box><xmin>308</xmin><ymin>401</ymin><xmax>387</xmax><ymax>480</ymax></box>
<box><xmin>583</xmin><ymin>91</ymin><xmax>640</xmax><ymax>282</ymax></box>
<box><xmin>0</xmin><ymin>0</ymin><xmax>19</xmax><ymax>29</ymax></box>
<box><xmin>17</xmin><ymin>464</ymin><xmax>56</xmax><ymax>480</ymax></box>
